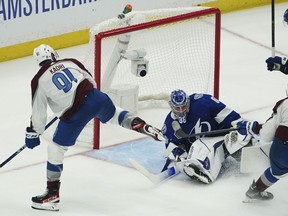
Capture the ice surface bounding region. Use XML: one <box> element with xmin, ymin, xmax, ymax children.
<box><xmin>1</xmin><ymin>3</ymin><xmax>288</xmax><ymax>215</ymax></box>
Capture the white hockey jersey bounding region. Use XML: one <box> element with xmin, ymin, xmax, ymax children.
<box><xmin>259</xmin><ymin>97</ymin><xmax>288</xmax><ymax>142</ymax></box>
<box><xmin>30</xmin><ymin>58</ymin><xmax>96</xmax><ymax>134</ymax></box>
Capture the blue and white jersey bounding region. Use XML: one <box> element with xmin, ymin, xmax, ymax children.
<box><xmin>162</xmin><ymin>93</ymin><xmax>241</xmax><ymax>147</ymax></box>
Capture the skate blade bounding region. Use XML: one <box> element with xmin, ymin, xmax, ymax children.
<box><xmin>31</xmin><ymin>201</ymin><xmax>59</xmax><ymax>211</ymax></box>
<box><xmin>242</xmin><ymin>196</ymin><xmax>257</xmax><ymax>203</ymax></box>
<box><xmin>242</xmin><ymin>196</ymin><xmax>271</xmax><ymax>203</ymax></box>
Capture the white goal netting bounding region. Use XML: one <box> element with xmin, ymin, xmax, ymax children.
<box><xmin>51</xmin><ymin>6</ymin><xmax>221</xmax><ymax>149</ymax></box>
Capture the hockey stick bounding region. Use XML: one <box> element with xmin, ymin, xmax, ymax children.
<box><xmin>129</xmin><ymin>158</ymin><xmax>179</xmax><ymax>184</ymax></box>
<box><xmin>0</xmin><ymin>117</ymin><xmax>58</xmax><ymax>168</ymax></box>
<box><xmin>172</xmin><ymin>121</ymin><xmax>238</xmax><ymax>139</ymax></box>
<box><xmin>271</xmin><ymin>0</ymin><xmax>275</xmax><ymax>57</ymax></box>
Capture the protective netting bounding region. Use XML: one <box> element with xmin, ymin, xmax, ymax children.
<box><xmin>80</xmin><ymin>6</ymin><xmax>220</xmax><ymax>148</ymax></box>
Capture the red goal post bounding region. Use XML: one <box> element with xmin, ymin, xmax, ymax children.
<box><xmin>84</xmin><ymin>7</ymin><xmax>221</xmax><ymax>149</ymax></box>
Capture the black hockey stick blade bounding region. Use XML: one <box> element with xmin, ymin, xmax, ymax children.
<box><xmin>172</xmin><ymin>120</ymin><xmax>238</xmax><ymax>139</ymax></box>
<box><xmin>0</xmin><ymin>117</ymin><xmax>58</xmax><ymax>168</ymax></box>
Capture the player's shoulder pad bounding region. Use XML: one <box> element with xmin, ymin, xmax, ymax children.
<box><xmin>272</xmin><ymin>97</ymin><xmax>288</xmax><ymax>113</ymax></box>
<box><xmin>191</xmin><ymin>93</ymin><xmax>204</xmax><ymax>100</ymax></box>
<box><xmin>210</xmin><ymin>95</ymin><xmax>220</xmax><ymax>103</ymax></box>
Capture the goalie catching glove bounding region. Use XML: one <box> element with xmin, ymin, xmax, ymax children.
<box><xmin>266</xmin><ymin>56</ymin><xmax>288</xmax><ymax>74</ymax></box>
<box><xmin>25</xmin><ymin>127</ymin><xmax>40</xmax><ymax>149</ymax></box>
<box><xmin>161</xmin><ymin>144</ymin><xmax>188</xmax><ymax>171</ymax></box>
<box><xmin>168</xmin><ymin>146</ymin><xmax>187</xmax><ymax>162</ymax></box>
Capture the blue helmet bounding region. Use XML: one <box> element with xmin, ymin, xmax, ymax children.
<box><xmin>169</xmin><ymin>89</ymin><xmax>190</xmax><ymax>124</ymax></box>
<box><xmin>284</xmin><ymin>9</ymin><xmax>288</xmax><ymax>24</ymax></box>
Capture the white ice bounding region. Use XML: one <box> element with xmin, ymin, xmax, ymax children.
<box><xmin>1</xmin><ymin>3</ymin><xmax>288</xmax><ymax>216</ymax></box>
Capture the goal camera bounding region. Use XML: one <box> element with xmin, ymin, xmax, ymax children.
<box><xmin>122</xmin><ymin>49</ymin><xmax>149</xmax><ymax>77</ymax></box>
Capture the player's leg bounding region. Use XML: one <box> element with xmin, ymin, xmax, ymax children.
<box><xmin>31</xmin><ymin>142</ymin><xmax>68</xmax><ymax>211</ymax></box>
<box><xmin>31</xmin><ymin>103</ymin><xmax>95</xmax><ymax>211</ymax></box>
<box><xmin>244</xmin><ymin>137</ymin><xmax>288</xmax><ymax>201</ymax></box>
<box><xmin>115</xmin><ymin>108</ymin><xmax>163</xmax><ymax>140</ymax></box>
<box><xmin>76</xmin><ymin>88</ymin><xmax>163</xmax><ymax>140</ymax></box>
<box><xmin>245</xmin><ymin>137</ymin><xmax>288</xmax><ymax>201</ymax></box>
<box><xmin>31</xmin><ymin>89</ymin><xmax>118</xmax><ymax>211</ymax></box>
<box><xmin>183</xmin><ymin>137</ymin><xmax>225</xmax><ymax>183</ymax></box>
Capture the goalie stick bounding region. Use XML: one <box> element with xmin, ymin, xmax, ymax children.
<box><xmin>129</xmin><ymin>158</ymin><xmax>211</xmax><ymax>184</ymax></box>
<box><xmin>0</xmin><ymin>117</ymin><xmax>58</xmax><ymax>168</ymax></box>
<box><xmin>172</xmin><ymin>120</ymin><xmax>238</xmax><ymax>138</ymax></box>
<box><xmin>129</xmin><ymin>158</ymin><xmax>180</xmax><ymax>184</ymax></box>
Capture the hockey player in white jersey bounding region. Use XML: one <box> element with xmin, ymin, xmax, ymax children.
<box><xmin>161</xmin><ymin>89</ymin><xmax>252</xmax><ymax>184</ymax></box>
<box><xmin>239</xmin><ymin>8</ymin><xmax>288</xmax><ymax>202</ymax></box>
<box><xmin>238</xmin><ymin>95</ymin><xmax>288</xmax><ymax>202</ymax></box>
<box><xmin>25</xmin><ymin>44</ymin><xmax>162</xmax><ymax>211</ymax></box>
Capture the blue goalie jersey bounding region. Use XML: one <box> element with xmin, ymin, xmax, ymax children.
<box><xmin>162</xmin><ymin>93</ymin><xmax>241</xmax><ymax>148</ymax></box>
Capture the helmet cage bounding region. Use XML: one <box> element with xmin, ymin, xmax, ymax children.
<box><xmin>169</xmin><ymin>90</ymin><xmax>190</xmax><ymax>123</ymax></box>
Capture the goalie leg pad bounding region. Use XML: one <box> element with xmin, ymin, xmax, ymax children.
<box><xmin>183</xmin><ymin>162</ymin><xmax>212</xmax><ymax>184</ymax></box>
<box><xmin>184</xmin><ymin>137</ymin><xmax>225</xmax><ymax>183</ymax></box>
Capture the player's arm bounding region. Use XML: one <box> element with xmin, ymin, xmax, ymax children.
<box><xmin>266</xmin><ymin>56</ymin><xmax>288</xmax><ymax>74</ymax></box>
<box><xmin>261</xmin><ymin>99</ymin><xmax>288</xmax><ymax>142</ymax></box>
<box><xmin>26</xmin><ymin>85</ymin><xmax>48</xmax><ymax>149</ymax></box>
<box><xmin>31</xmin><ymin>86</ymin><xmax>48</xmax><ymax>134</ymax></box>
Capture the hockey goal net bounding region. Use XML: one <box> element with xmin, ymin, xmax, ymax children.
<box><xmin>82</xmin><ymin>6</ymin><xmax>221</xmax><ymax>149</ymax></box>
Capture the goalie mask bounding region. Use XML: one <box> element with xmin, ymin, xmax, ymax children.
<box><xmin>33</xmin><ymin>44</ymin><xmax>59</xmax><ymax>66</ymax></box>
<box><xmin>169</xmin><ymin>89</ymin><xmax>190</xmax><ymax>124</ymax></box>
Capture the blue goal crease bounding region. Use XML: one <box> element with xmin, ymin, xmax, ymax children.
<box><xmin>85</xmin><ymin>138</ymin><xmax>241</xmax><ymax>180</ymax></box>
<box><xmin>85</xmin><ymin>138</ymin><xmax>167</xmax><ymax>173</ymax></box>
